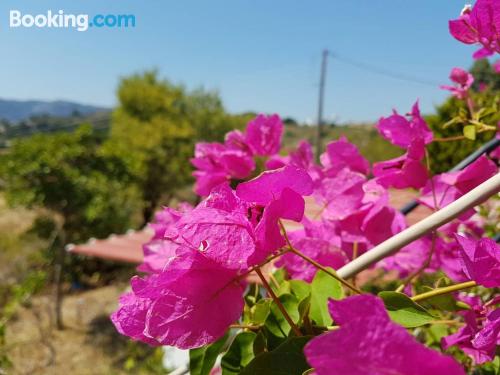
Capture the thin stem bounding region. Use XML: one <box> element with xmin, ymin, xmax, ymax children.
<box><xmin>268</xmin><ymin>273</ymin><xmax>280</xmax><ymax>290</ymax></box>
<box><xmin>433</xmin><ymin>135</ymin><xmax>467</xmax><ymax>142</ymax></box>
<box><xmin>425</xmin><ymin>147</ymin><xmax>439</xmax><ymax>212</ymax></box>
<box><xmin>349</xmin><ymin>242</ymin><xmax>359</xmax><ymax>291</ymax></box>
<box><xmin>411</xmin><ymin>280</ymin><xmax>476</xmax><ymax>302</ymax></box>
<box><xmin>466</xmin><ymin>97</ymin><xmax>475</xmax><ymax>117</ymax></box>
<box><xmin>230</xmin><ymin>324</ymin><xmax>262</xmax><ymax>330</ymax></box>
<box><xmin>279</xmin><ymin>221</ymin><xmax>363</xmax><ymax>295</ymax></box>
<box><xmin>426</xmin><ymin>320</ymin><xmax>464</xmax><ymax>326</ymax></box>
<box><xmin>237</xmin><ymin>248</ymin><xmax>288</xmax><ymax>281</ymax></box>
<box><xmin>255</xmin><ymin>267</ymin><xmax>302</xmax><ymax>336</ymax></box>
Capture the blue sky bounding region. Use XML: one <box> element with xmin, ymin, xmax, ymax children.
<box><xmin>0</xmin><ymin>0</ymin><xmax>484</xmax><ymax>123</ymax></box>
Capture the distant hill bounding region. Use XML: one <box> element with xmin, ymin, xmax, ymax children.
<box><xmin>0</xmin><ymin>99</ymin><xmax>109</xmax><ymax>123</ymax></box>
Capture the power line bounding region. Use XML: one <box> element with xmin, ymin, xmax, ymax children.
<box><xmin>331</xmin><ymin>53</ymin><xmax>441</xmax><ymax>87</ymax></box>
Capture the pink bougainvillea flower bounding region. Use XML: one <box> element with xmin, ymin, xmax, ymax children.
<box><xmin>376</xmin><ymin>101</ymin><xmax>433</xmax><ymax>148</ymax></box>
<box><xmin>138</xmin><ymin>204</ymin><xmax>194</xmax><ymax>274</ymax></box>
<box><xmin>149</xmin><ymin>205</ymin><xmax>192</xmax><ymax>240</ymax></box>
<box><xmin>418</xmin><ymin>155</ymin><xmax>497</xmax><ymax>212</ymax></box>
<box><xmin>139</xmin><ymin>240</ymin><xmax>179</xmax><ymax>274</ymax></box>
<box><xmin>378</xmin><ymin>235</ymin><xmax>468</xmax><ymax>282</ymax></box>
<box><xmin>373</xmin><ymin>137</ymin><xmax>428</xmax><ymax>189</ymax></box>
<box><xmin>440</xmin><ymin>67</ymin><xmax>474</xmax><ymax>99</ymax></box>
<box><xmin>320</xmin><ymin>136</ymin><xmax>370</xmax><ymax>176</ymax></box>
<box><xmin>266</xmin><ymin>140</ymin><xmax>322</xmax><ymax>179</ymax></box>
<box><xmin>245</xmin><ymin>114</ymin><xmax>283</xmax><ymax>156</ymax></box>
<box><xmin>313</xmin><ymin>168</ymin><xmax>366</xmax><ymax>220</ymax></box>
<box><xmin>275</xmin><ymin>230</ymin><xmax>347</xmax><ymax>282</ymax></box>
<box><xmin>111</xmin><ymin>292</ymin><xmax>159</xmax><ymax>346</ymax></box>
<box><xmin>111</xmin><ymin>249</ymin><xmax>245</xmax><ymax>349</ymax></box>
<box><xmin>305</xmin><ymin>295</ymin><xmax>465</xmax><ymax>375</ymax></box>
<box><xmin>435</xmin><ymin>237</ymin><xmax>469</xmax><ymax>282</ymax></box>
<box><xmin>442</xmin><ymin>297</ymin><xmax>500</xmax><ymax>364</ymax></box>
<box><xmin>359</xmin><ymin>198</ymin><xmax>406</xmax><ymax>246</ymax></box>
<box><xmin>166</xmin><ymin>206</ymin><xmax>257</xmax><ymax>271</ymax></box>
<box><xmin>290</xmin><ymin>140</ymin><xmax>315</xmax><ymax>171</ymax></box>
<box><xmin>224</xmin><ymin>129</ymin><xmax>252</xmax><ymax>154</ymax></box>
<box><xmin>181</xmin><ymin>168</ymin><xmax>313</xmax><ymax>268</ymax></box>
<box><xmin>454</xmin><ymin>234</ymin><xmax>500</xmax><ymax>287</ymax></box>
<box><xmin>264</xmin><ymin>155</ymin><xmax>289</xmax><ymax>170</ymax></box>
<box><xmin>449</xmin><ymin>0</ymin><xmax>500</xmax><ymax>59</ymax></box>
<box><xmin>191</xmin><ymin>142</ymin><xmax>255</xmax><ymax>196</ymax></box>
<box><xmin>335</xmin><ymin>196</ymin><xmax>406</xmax><ymax>260</ymax></box>
<box><xmin>378</xmin><ymin>237</ymin><xmax>437</xmax><ymax>278</ymax></box>
<box><xmin>236</xmin><ymin>165</ymin><xmax>313</xmax><ymax>206</ymax></box>
<box><xmin>192</xmin><ymin>170</ymin><xmax>228</xmax><ymax>197</ymax></box>
<box><xmin>236</xmin><ymin>166</ymin><xmax>314</xmax><ymax>259</ymax></box>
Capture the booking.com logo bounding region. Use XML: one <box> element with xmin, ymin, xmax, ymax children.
<box><xmin>9</xmin><ymin>10</ymin><xmax>136</xmax><ymax>32</ymax></box>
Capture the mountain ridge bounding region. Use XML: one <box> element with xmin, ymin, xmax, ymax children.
<box><xmin>0</xmin><ymin>98</ymin><xmax>110</xmax><ymax>123</ymax></box>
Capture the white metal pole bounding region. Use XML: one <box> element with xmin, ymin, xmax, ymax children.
<box><xmin>337</xmin><ymin>173</ymin><xmax>500</xmax><ymax>279</ymax></box>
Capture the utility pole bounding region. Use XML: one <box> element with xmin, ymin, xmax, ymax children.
<box><xmin>315</xmin><ymin>49</ymin><xmax>329</xmax><ymax>161</ymax></box>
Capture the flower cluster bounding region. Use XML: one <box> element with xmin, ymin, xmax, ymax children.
<box><xmin>111</xmin><ymin>2</ymin><xmax>500</xmax><ymax>373</ymax></box>
<box><xmin>112</xmin><ymin>166</ymin><xmax>313</xmax><ymax>348</ymax></box>
<box><xmin>442</xmin><ymin>295</ymin><xmax>500</xmax><ymax>364</ymax></box>
<box><xmin>440</xmin><ymin>67</ymin><xmax>474</xmax><ymax>99</ymax></box>
<box><xmin>191</xmin><ymin>114</ymin><xmax>283</xmax><ymax>196</ymax></box>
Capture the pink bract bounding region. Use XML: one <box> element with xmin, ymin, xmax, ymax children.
<box><xmin>418</xmin><ymin>155</ymin><xmax>497</xmax><ymax>212</ymax></box>
<box><xmin>449</xmin><ymin>0</ymin><xmax>500</xmax><ymax>58</ymax></box>
<box><xmin>320</xmin><ymin>136</ymin><xmax>370</xmax><ymax>176</ymax></box>
<box><xmin>111</xmin><ymin>249</ymin><xmax>245</xmax><ymax>349</ymax></box>
<box><xmin>305</xmin><ymin>295</ymin><xmax>465</xmax><ymax>375</ymax></box>
<box><xmin>455</xmin><ymin>234</ymin><xmax>500</xmax><ymax>288</ymax></box>
<box><xmin>442</xmin><ymin>297</ymin><xmax>500</xmax><ymax>364</ymax></box>
<box><xmin>275</xmin><ymin>232</ymin><xmax>347</xmax><ymax>282</ymax></box>
<box><xmin>376</xmin><ymin>101</ymin><xmax>433</xmax><ymax>148</ymax></box>
<box><xmin>440</xmin><ymin>67</ymin><xmax>474</xmax><ymax>99</ymax></box>
<box><xmin>245</xmin><ymin>113</ymin><xmax>283</xmax><ymax>156</ymax></box>
<box><xmin>236</xmin><ymin>165</ymin><xmax>313</xmax><ymax>205</ymax></box>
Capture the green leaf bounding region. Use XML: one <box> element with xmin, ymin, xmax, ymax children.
<box><xmin>463</xmin><ymin>125</ymin><xmax>476</xmax><ymax>140</ymax></box>
<box><xmin>240</xmin><ymin>336</ymin><xmax>313</xmax><ymax>375</ymax></box>
<box><xmin>271</xmin><ymin>268</ymin><xmax>288</xmax><ymax>293</ymax></box>
<box><xmin>379</xmin><ymin>291</ymin><xmax>435</xmax><ymax>328</ymax></box>
<box><xmin>309</xmin><ymin>268</ymin><xmax>343</xmax><ymax>326</ymax></box>
<box><xmin>265</xmin><ymin>294</ymin><xmax>300</xmax><ymax>338</ymax></box>
<box><xmin>297</xmin><ymin>294</ymin><xmax>312</xmax><ymax>324</ymax></box>
<box><xmin>289</xmin><ymin>280</ymin><xmax>311</xmax><ymax>302</ymax></box>
<box><xmin>253</xmin><ymin>331</ymin><xmax>267</xmax><ymax>356</ymax></box>
<box><xmin>426</xmin><ymin>324</ymin><xmax>449</xmax><ymax>346</ymax></box>
<box><xmin>221</xmin><ymin>332</ymin><xmax>257</xmax><ymax>375</ymax></box>
<box><xmin>244</xmin><ymin>298</ymin><xmax>272</xmax><ymax>326</ymax></box>
<box><xmin>190</xmin><ymin>332</ymin><xmax>229</xmax><ymax>375</ymax></box>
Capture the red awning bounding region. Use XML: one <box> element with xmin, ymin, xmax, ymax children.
<box><xmin>66</xmin><ymin>229</ymin><xmax>152</xmax><ymax>263</ymax></box>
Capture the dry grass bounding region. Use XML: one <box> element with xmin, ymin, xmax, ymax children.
<box><xmin>4</xmin><ymin>284</ymin><xmax>136</xmax><ymax>375</ymax></box>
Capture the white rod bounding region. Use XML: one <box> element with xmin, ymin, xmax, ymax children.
<box><xmin>337</xmin><ymin>173</ymin><xmax>500</xmax><ymax>279</ymax></box>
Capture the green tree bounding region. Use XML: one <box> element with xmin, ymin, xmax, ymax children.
<box><xmin>107</xmin><ymin>71</ymin><xmax>246</xmax><ymax>224</ymax></box>
<box><xmin>0</xmin><ymin>125</ymin><xmax>140</xmax><ymax>327</ymax></box>
<box><xmin>106</xmin><ymin>71</ymin><xmax>194</xmax><ymax>224</ymax></box>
